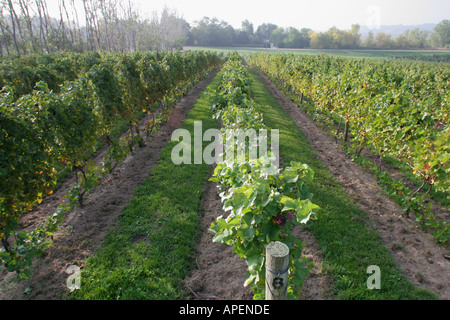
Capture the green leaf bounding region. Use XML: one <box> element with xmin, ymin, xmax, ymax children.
<box><xmin>280</xmin><ymin>196</ymin><xmax>298</xmax><ymax>211</ymax></box>
<box><xmin>294</xmin><ymin>200</ymin><xmax>320</xmax><ymax>224</ymax></box>
<box><xmin>208</xmin><ymin>222</ymin><xmax>219</xmax><ymax>234</ymax></box>
<box><xmin>216</xmin><ymin>217</ymin><xmax>228</xmax><ymax>230</ymax></box>
<box><xmin>241</xmin><ymin>226</ymin><xmax>256</xmax><ymax>242</ymax></box>
<box><xmin>282</xmin><ymin>169</ymin><xmax>299</xmax><ymax>184</ymax></box>
<box><xmin>246</xmin><ymin>252</ymin><xmax>264</xmax><ymax>275</ymax></box>
<box><xmin>212</xmin><ymin>229</ymin><xmax>231</xmax><ymax>243</ymax></box>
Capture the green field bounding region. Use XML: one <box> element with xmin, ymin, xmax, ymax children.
<box><xmin>184</xmin><ymin>46</ymin><xmax>450</xmax><ymax>61</ymax></box>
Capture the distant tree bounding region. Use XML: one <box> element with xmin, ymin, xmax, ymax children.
<box><xmin>326</xmin><ymin>27</ymin><xmax>339</xmax><ymax>48</ymax></box>
<box><xmin>395</xmin><ymin>28</ymin><xmax>431</xmax><ymax>49</ymax></box>
<box><xmin>157</xmin><ymin>7</ymin><xmax>189</xmax><ymax>51</ymax></box>
<box><xmin>364</xmin><ymin>31</ymin><xmax>375</xmax><ymax>48</ymax></box>
<box><xmin>255</xmin><ymin>22</ymin><xmax>278</xmax><ymax>45</ymax></box>
<box><xmin>270</xmin><ymin>27</ymin><xmax>286</xmax><ymax>47</ymax></box>
<box><xmin>300</xmin><ymin>28</ymin><xmax>312</xmax><ymax>47</ymax></box>
<box><xmin>332</xmin><ymin>28</ymin><xmax>353</xmax><ymax>48</ymax></box>
<box><xmin>307</xmin><ymin>25</ymin><xmax>359</xmax><ymax>49</ymax></box>
<box><xmin>431</xmin><ymin>19</ymin><xmax>450</xmax><ymax>48</ymax></box>
<box><xmin>235</xmin><ymin>30</ymin><xmax>250</xmax><ymax>45</ymax></box>
<box><xmin>190</xmin><ymin>17</ymin><xmax>234</xmax><ymax>46</ymax></box>
<box><xmin>309</xmin><ymin>32</ymin><xmax>320</xmax><ymax>49</ymax></box>
<box><xmin>395</xmin><ymin>30</ymin><xmax>410</xmax><ymax>48</ymax></box>
<box><xmin>409</xmin><ymin>28</ymin><xmax>430</xmax><ymax>48</ymax></box>
<box><xmin>374</xmin><ymin>32</ymin><xmax>393</xmax><ymax>49</ymax></box>
<box><xmin>350</xmin><ymin>24</ymin><xmax>361</xmax><ymax>48</ymax></box>
<box><xmin>310</xmin><ymin>31</ymin><xmax>333</xmax><ymax>49</ymax></box>
<box><xmin>280</xmin><ymin>27</ymin><xmax>310</xmax><ymax>48</ymax></box>
<box><xmin>283</xmin><ymin>27</ymin><xmax>300</xmax><ymax>48</ymax></box>
<box><xmin>241</xmin><ymin>19</ymin><xmax>253</xmax><ymax>35</ymax></box>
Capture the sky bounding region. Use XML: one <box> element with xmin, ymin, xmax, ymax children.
<box><xmin>131</xmin><ymin>0</ymin><xmax>449</xmax><ymax>30</ymax></box>
<box><xmin>45</xmin><ymin>0</ymin><xmax>450</xmax><ymax>31</ymax></box>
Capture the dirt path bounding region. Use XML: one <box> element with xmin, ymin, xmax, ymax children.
<box><xmin>0</xmin><ymin>71</ymin><xmax>219</xmax><ymax>300</ymax></box>
<box><xmin>184</xmin><ymin>176</ymin><xmax>253</xmax><ymax>300</ymax></box>
<box><xmin>252</xmin><ymin>68</ymin><xmax>450</xmax><ymax>300</ymax></box>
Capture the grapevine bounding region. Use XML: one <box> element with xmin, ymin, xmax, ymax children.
<box><xmin>0</xmin><ymin>50</ymin><xmax>223</xmax><ymax>276</ymax></box>
<box><xmin>248</xmin><ymin>53</ymin><xmax>449</xmax><ymax>244</ymax></box>
<box><xmin>208</xmin><ymin>53</ymin><xmax>319</xmax><ymax>299</ymax></box>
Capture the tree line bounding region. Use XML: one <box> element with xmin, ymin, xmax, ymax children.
<box><xmin>0</xmin><ymin>0</ymin><xmax>188</xmax><ymax>56</ymax></box>
<box><xmin>187</xmin><ymin>18</ymin><xmax>450</xmax><ymax>50</ymax></box>
<box><xmin>0</xmin><ymin>0</ymin><xmax>449</xmax><ymax>57</ymax></box>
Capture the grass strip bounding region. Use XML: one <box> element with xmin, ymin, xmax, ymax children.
<box><xmin>247</xmin><ymin>68</ymin><xmax>438</xmax><ymax>300</ymax></box>
<box><xmin>68</xmin><ymin>72</ymin><xmax>222</xmax><ymax>300</ymax></box>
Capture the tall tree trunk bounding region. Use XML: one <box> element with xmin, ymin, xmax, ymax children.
<box><xmin>0</xmin><ymin>11</ymin><xmax>11</xmax><ymax>56</ymax></box>
<box><xmin>41</xmin><ymin>0</ymin><xmax>53</xmax><ymax>51</ymax></box>
<box><xmin>36</xmin><ymin>0</ymin><xmax>50</xmax><ymax>53</ymax></box>
<box><xmin>18</xmin><ymin>0</ymin><xmax>37</xmax><ymax>53</ymax></box>
<box><xmin>99</xmin><ymin>0</ymin><xmax>113</xmax><ymax>51</ymax></box>
<box><xmin>58</xmin><ymin>0</ymin><xmax>67</xmax><ymax>50</ymax></box>
<box><xmin>69</xmin><ymin>0</ymin><xmax>83</xmax><ymax>50</ymax></box>
<box><xmin>6</xmin><ymin>0</ymin><xmax>20</xmax><ymax>56</ymax></box>
<box><xmin>61</xmin><ymin>0</ymin><xmax>75</xmax><ymax>49</ymax></box>
<box><xmin>8</xmin><ymin>0</ymin><xmax>26</xmax><ymax>55</ymax></box>
<box><xmin>90</xmin><ymin>4</ymin><xmax>102</xmax><ymax>50</ymax></box>
<box><xmin>82</xmin><ymin>0</ymin><xmax>93</xmax><ymax>50</ymax></box>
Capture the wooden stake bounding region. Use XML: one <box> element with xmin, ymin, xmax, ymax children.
<box><xmin>344</xmin><ymin>120</ymin><xmax>349</xmax><ymax>142</ymax></box>
<box><xmin>265</xmin><ymin>241</ymin><xmax>289</xmax><ymax>300</ymax></box>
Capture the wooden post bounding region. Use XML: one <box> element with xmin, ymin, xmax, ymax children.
<box><xmin>265</xmin><ymin>241</ymin><xmax>289</xmax><ymax>300</ymax></box>
<box><xmin>344</xmin><ymin>120</ymin><xmax>349</xmax><ymax>143</ymax></box>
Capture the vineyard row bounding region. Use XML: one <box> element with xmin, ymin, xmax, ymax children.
<box><xmin>0</xmin><ymin>50</ymin><xmax>224</xmax><ymax>276</ymax></box>
<box><xmin>248</xmin><ymin>53</ymin><xmax>449</xmax><ymax>243</ymax></box>
<box><xmin>208</xmin><ymin>53</ymin><xmax>319</xmax><ymax>299</ymax></box>
<box><xmin>247</xmin><ymin>53</ymin><xmax>449</xmax><ymax>195</ymax></box>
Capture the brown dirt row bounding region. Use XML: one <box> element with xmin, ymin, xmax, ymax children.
<box><xmin>251</xmin><ymin>68</ymin><xmax>450</xmax><ymax>299</ymax></box>
<box><xmin>0</xmin><ymin>71</ymin><xmax>219</xmax><ymax>300</ymax></box>
<box><xmin>184</xmin><ymin>176</ymin><xmax>253</xmax><ymax>300</ymax></box>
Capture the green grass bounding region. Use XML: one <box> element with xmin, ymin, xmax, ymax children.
<box><xmin>246</xmin><ymin>68</ymin><xmax>439</xmax><ymax>300</ymax></box>
<box><xmin>68</xmin><ymin>72</ymin><xmax>222</xmax><ymax>300</ymax></box>
<box><xmin>185</xmin><ymin>46</ymin><xmax>450</xmax><ymax>61</ymax></box>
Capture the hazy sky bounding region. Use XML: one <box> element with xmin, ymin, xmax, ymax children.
<box><xmin>46</xmin><ymin>0</ymin><xmax>449</xmax><ymax>31</ymax></box>
<box><xmin>133</xmin><ymin>0</ymin><xmax>449</xmax><ymax>30</ymax></box>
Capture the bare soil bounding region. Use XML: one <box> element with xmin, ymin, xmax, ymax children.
<box><xmin>184</xmin><ymin>177</ymin><xmax>253</xmax><ymax>300</ymax></box>
<box><xmin>252</xmin><ymin>68</ymin><xmax>450</xmax><ymax>299</ymax></box>
<box><xmin>0</xmin><ymin>71</ymin><xmax>219</xmax><ymax>300</ymax></box>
